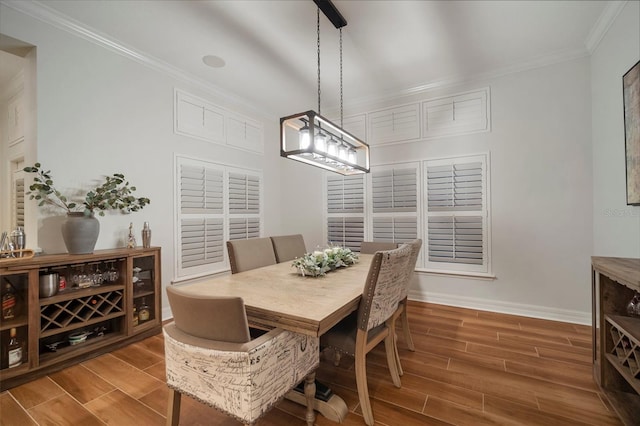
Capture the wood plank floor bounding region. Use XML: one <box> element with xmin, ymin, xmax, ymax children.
<box><xmin>0</xmin><ymin>302</ymin><xmax>622</xmax><ymax>425</ymax></box>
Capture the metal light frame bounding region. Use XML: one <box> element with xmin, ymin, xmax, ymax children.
<box><xmin>280</xmin><ymin>110</ymin><xmax>370</xmax><ymax>175</ymax></box>
<box><xmin>280</xmin><ymin>0</ymin><xmax>370</xmax><ymax>175</ymax></box>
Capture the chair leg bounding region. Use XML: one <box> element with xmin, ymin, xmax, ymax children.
<box><xmin>393</xmin><ymin>330</ymin><xmax>404</xmax><ymax>376</ymax></box>
<box><xmin>384</xmin><ymin>332</ymin><xmax>402</xmax><ymax>388</ymax></box>
<box><xmin>401</xmin><ymin>306</ymin><xmax>415</xmax><ymax>351</ymax></box>
<box><xmin>167</xmin><ymin>388</ymin><xmax>181</xmax><ymax>426</ymax></box>
<box><xmin>355</xmin><ymin>332</ymin><xmax>375</xmax><ymax>426</ymax></box>
<box><xmin>304</xmin><ymin>372</ymin><xmax>317</xmax><ymax>426</ymax></box>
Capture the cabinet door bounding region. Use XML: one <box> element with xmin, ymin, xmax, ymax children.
<box><xmin>131</xmin><ymin>252</ymin><xmax>160</xmax><ymax>332</ymax></box>
<box><xmin>0</xmin><ymin>271</ymin><xmax>30</xmax><ymax>372</ymax></box>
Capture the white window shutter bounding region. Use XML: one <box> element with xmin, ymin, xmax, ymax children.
<box><xmin>327</xmin><ymin>175</ymin><xmax>364</xmax><ymax>213</ymax></box>
<box><xmin>368</xmin><ymin>104</ymin><xmax>421</xmax><ymax>145</ymax></box>
<box><xmin>180</xmin><ymin>165</ymin><xmax>223</xmax><ymax>214</ymax></box>
<box><xmin>229</xmin><ymin>172</ymin><xmax>260</xmax><ymax>214</ymax></box>
<box><xmin>328</xmin><ymin>217</ymin><xmax>364</xmax><ymax>251</ymax></box>
<box><xmin>180</xmin><ymin>218</ymin><xmax>224</xmax><ymax>268</ymax></box>
<box><xmin>14</xmin><ymin>177</ymin><xmax>25</xmax><ymax>228</ymax></box>
<box><xmin>425</xmin><ymin>155</ymin><xmax>488</xmax><ymax>273</ymax></box>
<box><xmin>371</xmin><ymin>167</ymin><xmax>417</xmax><ymax>213</ymax></box>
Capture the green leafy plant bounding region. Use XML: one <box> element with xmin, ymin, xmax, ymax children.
<box><xmin>292</xmin><ymin>246</ymin><xmax>358</xmax><ymax>277</ymax></box>
<box><xmin>23</xmin><ymin>163</ymin><xmax>150</xmax><ymax>216</ymax></box>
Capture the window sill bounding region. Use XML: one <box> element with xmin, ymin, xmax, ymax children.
<box><xmin>416</xmin><ymin>268</ymin><xmax>496</xmax><ymax>280</ymax></box>
<box><xmin>172</xmin><ymin>268</ymin><xmax>230</xmax><ymax>285</ymax></box>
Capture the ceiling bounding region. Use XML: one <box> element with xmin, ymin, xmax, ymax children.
<box><xmin>4</xmin><ymin>1</ymin><xmax>613</xmax><ymax>117</ymax></box>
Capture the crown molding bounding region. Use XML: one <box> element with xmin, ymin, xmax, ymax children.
<box><xmin>585</xmin><ymin>1</ymin><xmax>627</xmax><ymax>54</ymax></box>
<box><xmin>0</xmin><ymin>0</ymin><xmax>274</xmax><ymax>121</ymax></box>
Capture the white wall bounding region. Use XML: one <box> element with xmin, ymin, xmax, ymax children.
<box><xmin>0</xmin><ymin>4</ymin><xmax>283</xmax><ymax>318</ymax></box>
<box><xmin>591</xmin><ymin>0</ymin><xmax>640</xmax><ymax>258</ymax></box>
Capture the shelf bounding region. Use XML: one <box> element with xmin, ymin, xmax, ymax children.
<box><xmin>39</xmin><ymin>332</ymin><xmax>124</xmax><ymax>366</ymax></box>
<box><xmin>0</xmin><ymin>315</ymin><xmax>29</xmax><ymax>331</ymax></box>
<box><xmin>133</xmin><ymin>289</ymin><xmax>154</xmax><ymax>299</ymax></box>
<box><xmin>40</xmin><ymin>289</ymin><xmax>125</xmax><ymax>336</ymax></box>
<box><xmin>39</xmin><ymin>284</ymin><xmax>125</xmax><ymax>306</ymax></box>
<box><xmin>601</xmin><ymin>388</ymin><xmax>640</xmax><ymax>426</ymax></box>
<box><xmin>606</xmin><ymin>315</ymin><xmax>640</xmax><ymax>386</ymax></box>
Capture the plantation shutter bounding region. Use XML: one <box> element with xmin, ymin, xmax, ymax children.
<box><xmin>228</xmin><ymin>172</ymin><xmax>260</xmax><ymax>214</ymax></box>
<box><xmin>178</xmin><ymin>161</ymin><xmax>225</xmax><ymax>273</ymax></box>
<box><xmin>425</xmin><ymin>156</ymin><xmax>487</xmax><ymax>272</ymax></box>
<box><xmin>423</xmin><ymin>88</ymin><xmax>489</xmax><ymax>138</ymax></box>
<box><xmin>14</xmin><ymin>177</ymin><xmax>25</xmax><ymax>228</ymax></box>
<box><xmin>327</xmin><ymin>174</ymin><xmax>365</xmax><ymax>250</ymax></box>
<box><xmin>369</xmin><ymin>164</ymin><xmax>419</xmax><ymax>258</ymax></box>
<box><xmin>227</xmin><ymin>170</ymin><xmax>261</xmax><ymax>241</ymax></box>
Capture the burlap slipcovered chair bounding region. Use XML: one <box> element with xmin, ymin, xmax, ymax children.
<box><xmin>321</xmin><ymin>244</ymin><xmax>412</xmax><ymax>426</ymax></box>
<box><xmin>164</xmin><ymin>286</ymin><xmax>319</xmax><ymax>426</ymax></box>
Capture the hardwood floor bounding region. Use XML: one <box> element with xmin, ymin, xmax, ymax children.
<box><xmin>0</xmin><ymin>302</ymin><xmax>622</xmax><ymax>425</ymax></box>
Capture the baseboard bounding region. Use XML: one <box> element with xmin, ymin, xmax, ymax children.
<box><xmin>408</xmin><ymin>289</ymin><xmax>592</xmax><ymax>325</ymax></box>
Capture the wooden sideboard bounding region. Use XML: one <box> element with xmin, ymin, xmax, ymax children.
<box><xmin>592</xmin><ymin>256</ymin><xmax>640</xmax><ymax>425</ymax></box>
<box><xmin>0</xmin><ymin>247</ymin><xmax>162</xmax><ymax>391</ymax></box>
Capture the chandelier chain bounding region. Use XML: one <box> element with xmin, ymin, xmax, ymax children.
<box><xmin>317</xmin><ymin>7</ymin><xmax>321</xmax><ymax>115</ymax></box>
<box><xmin>340</xmin><ymin>27</ymin><xmax>343</xmax><ymax>128</ymax></box>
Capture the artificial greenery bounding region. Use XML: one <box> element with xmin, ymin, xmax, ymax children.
<box><xmin>292</xmin><ymin>246</ymin><xmax>358</xmax><ymax>277</ymax></box>
<box><xmin>23</xmin><ymin>163</ymin><xmax>150</xmax><ymax>216</ymax></box>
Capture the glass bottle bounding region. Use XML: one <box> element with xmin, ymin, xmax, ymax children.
<box><xmin>2</xmin><ymin>283</ymin><xmax>16</xmax><ymax>320</ymax></box>
<box><xmin>138</xmin><ymin>298</ymin><xmax>150</xmax><ymax>323</ymax></box>
<box><xmin>132</xmin><ymin>306</ymin><xmax>139</xmax><ymax>327</ymax></box>
<box><xmin>8</xmin><ymin>328</ymin><xmax>22</xmax><ymax>368</ymax></box>
<box><xmin>627</xmin><ymin>293</ymin><xmax>639</xmax><ymax>317</ymax></box>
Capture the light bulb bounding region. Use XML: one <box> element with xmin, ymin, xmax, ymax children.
<box><xmin>327</xmin><ymin>139</ymin><xmax>338</xmax><ymax>158</ymax></box>
<box><xmin>348</xmin><ymin>148</ymin><xmax>357</xmax><ymax>164</ymax></box>
<box><xmin>315</xmin><ymin>132</ymin><xmax>327</xmax><ymax>152</ymax></box>
<box><xmin>299</xmin><ymin>124</ymin><xmax>310</xmax><ymax>150</ymax></box>
<box><xmin>338</xmin><ymin>144</ymin><xmax>348</xmax><ymax>162</ymax></box>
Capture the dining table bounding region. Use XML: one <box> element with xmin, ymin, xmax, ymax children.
<box><xmin>177</xmin><ymin>253</ymin><xmax>374</xmax><ymax>424</ymax></box>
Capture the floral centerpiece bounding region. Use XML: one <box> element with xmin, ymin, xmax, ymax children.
<box><xmin>292</xmin><ymin>246</ymin><xmax>358</xmax><ymax>277</ymax></box>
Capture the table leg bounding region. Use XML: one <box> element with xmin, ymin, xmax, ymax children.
<box><xmin>304</xmin><ymin>372</ymin><xmax>316</xmax><ymax>426</ymax></box>
<box><xmin>286</xmin><ymin>380</ymin><xmax>349</xmax><ymax>423</ymax></box>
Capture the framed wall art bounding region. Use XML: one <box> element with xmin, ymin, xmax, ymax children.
<box><xmin>623</xmin><ymin>59</ymin><xmax>640</xmax><ymax>205</ymax></box>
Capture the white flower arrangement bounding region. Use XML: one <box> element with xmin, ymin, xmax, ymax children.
<box><xmin>292</xmin><ymin>246</ymin><xmax>359</xmax><ymax>277</ymax></box>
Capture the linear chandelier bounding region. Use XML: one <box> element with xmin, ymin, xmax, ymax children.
<box><xmin>280</xmin><ymin>0</ymin><xmax>370</xmax><ymax>175</ymax></box>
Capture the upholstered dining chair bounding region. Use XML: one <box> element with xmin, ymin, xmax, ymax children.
<box><xmin>392</xmin><ymin>238</ymin><xmax>422</xmax><ymax>375</ymax></box>
<box><xmin>359</xmin><ymin>241</ymin><xmax>398</xmax><ymax>254</ymax></box>
<box><xmin>164</xmin><ymin>286</ymin><xmax>320</xmax><ymax>426</ymax></box>
<box><xmin>227</xmin><ymin>237</ymin><xmax>277</xmax><ymax>273</ymax></box>
<box><xmin>270</xmin><ymin>234</ymin><xmax>307</xmax><ymax>263</ymax></box>
<box><xmin>321</xmin><ymin>244</ymin><xmax>412</xmax><ymax>426</ymax></box>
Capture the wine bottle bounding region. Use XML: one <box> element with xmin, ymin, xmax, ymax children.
<box><xmin>8</xmin><ymin>328</ymin><xmax>22</xmax><ymax>368</ymax></box>
<box><xmin>2</xmin><ymin>283</ymin><xmax>16</xmax><ymax>320</ymax></box>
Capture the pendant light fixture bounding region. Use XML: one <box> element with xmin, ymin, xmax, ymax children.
<box><xmin>280</xmin><ymin>0</ymin><xmax>370</xmax><ymax>175</ymax></box>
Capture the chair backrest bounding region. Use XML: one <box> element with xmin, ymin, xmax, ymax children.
<box><xmin>227</xmin><ymin>237</ymin><xmax>277</xmax><ymax>273</ymax></box>
<box><xmin>357</xmin><ymin>244</ymin><xmax>412</xmax><ymax>332</ymax></box>
<box><xmin>360</xmin><ymin>241</ymin><xmax>398</xmax><ymax>254</ymax></box>
<box><xmin>166</xmin><ymin>285</ymin><xmax>251</xmax><ymax>343</ymax></box>
<box><xmin>402</xmin><ymin>239</ymin><xmax>423</xmax><ymax>298</ymax></box>
<box><xmin>270</xmin><ymin>234</ymin><xmax>307</xmax><ymax>263</ymax></box>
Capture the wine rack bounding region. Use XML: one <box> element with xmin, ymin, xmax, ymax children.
<box><xmin>606</xmin><ymin>315</ymin><xmax>640</xmax><ymax>393</ymax></box>
<box><xmin>40</xmin><ymin>287</ymin><xmax>125</xmax><ymax>336</ymax></box>
<box><xmin>0</xmin><ymin>247</ymin><xmax>161</xmax><ymax>391</ymax></box>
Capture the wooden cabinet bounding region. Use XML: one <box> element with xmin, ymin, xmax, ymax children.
<box><xmin>592</xmin><ymin>256</ymin><xmax>640</xmax><ymax>425</ymax></box>
<box><xmin>0</xmin><ymin>247</ymin><xmax>161</xmax><ymax>391</ymax></box>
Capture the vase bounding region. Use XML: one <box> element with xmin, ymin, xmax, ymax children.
<box><xmin>61</xmin><ymin>212</ymin><xmax>100</xmax><ymax>254</ymax></box>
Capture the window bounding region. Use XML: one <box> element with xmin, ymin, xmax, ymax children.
<box><xmin>12</xmin><ymin>160</ymin><xmax>25</xmax><ymax>228</ymax></box>
<box><xmin>424</xmin><ymin>155</ymin><xmax>489</xmax><ymax>273</ymax></box>
<box><xmin>324</xmin><ymin>154</ymin><xmax>490</xmax><ymax>275</ymax></box>
<box><xmin>326</xmin><ymin>174</ymin><xmax>365</xmax><ymax>251</ymax></box>
<box><xmin>369</xmin><ymin>163</ymin><xmax>421</xmax><ymax>261</ymax></box>
<box><xmin>422</xmin><ymin>88</ymin><xmax>490</xmax><ymax>139</ymax></box>
<box><xmin>175</xmin><ymin>156</ymin><xmax>262</xmax><ymax>279</ymax></box>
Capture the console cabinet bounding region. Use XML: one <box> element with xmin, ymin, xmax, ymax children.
<box><xmin>0</xmin><ymin>247</ymin><xmax>161</xmax><ymax>391</ymax></box>
<box><xmin>592</xmin><ymin>256</ymin><xmax>640</xmax><ymax>425</ymax></box>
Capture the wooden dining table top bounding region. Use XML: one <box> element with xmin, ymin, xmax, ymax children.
<box><xmin>179</xmin><ymin>254</ymin><xmax>373</xmax><ymax>337</ymax></box>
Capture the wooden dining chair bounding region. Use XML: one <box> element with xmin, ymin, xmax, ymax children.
<box><xmin>320</xmin><ymin>244</ymin><xmax>412</xmax><ymax>426</ymax></box>
<box><xmin>270</xmin><ymin>234</ymin><xmax>307</xmax><ymax>263</ymax></box>
<box><xmin>226</xmin><ymin>237</ymin><xmax>277</xmax><ymax>273</ymax></box>
<box><xmin>164</xmin><ymin>286</ymin><xmax>320</xmax><ymax>426</ymax></box>
<box><xmin>392</xmin><ymin>238</ymin><xmax>422</xmax><ymax>375</ymax></box>
<box><xmin>359</xmin><ymin>241</ymin><xmax>398</xmax><ymax>254</ymax></box>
